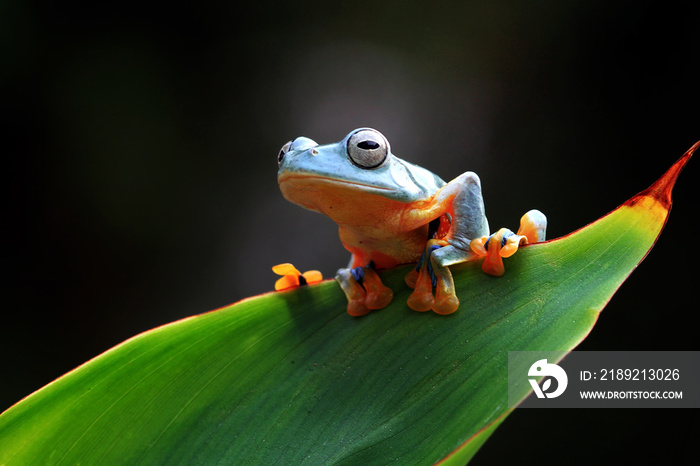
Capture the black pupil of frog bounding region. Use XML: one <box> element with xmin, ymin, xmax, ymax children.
<box><xmin>358</xmin><ymin>140</ymin><xmax>380</xmax><ymax>150</ymax></box>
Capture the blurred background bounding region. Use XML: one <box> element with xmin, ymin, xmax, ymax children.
<box><xmin>3</xmin><ymin>0</ymin><xmax>699</xmax><ymax>463</ymax></box>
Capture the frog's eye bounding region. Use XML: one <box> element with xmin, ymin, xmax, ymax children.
<box><xmin>347</xmin><ymin>129</ymin><xmax>390</xmax><ymax>169</ymax></box>
<box><xmin>278</xmin><ymin>141</ymin><xmax>292</xmax><ymax>167</ymax></box>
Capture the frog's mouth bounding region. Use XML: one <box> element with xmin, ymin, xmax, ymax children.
<box><xmin>278</xmin><ymin>173</ymin><xmax>398</xmax><ymax>214</ymax></box>
<box><xmin>278</xmin><ymin>174</ymin><xmax>395</xmax><ymax>193</ymax></box>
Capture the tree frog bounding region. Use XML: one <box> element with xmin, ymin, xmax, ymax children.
<box><xmin>277</xmin><ymin>128</ymin><xmax>546</xmax><ymax>316</ymax></box>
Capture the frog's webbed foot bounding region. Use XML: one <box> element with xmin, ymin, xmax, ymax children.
<box><xmin>470</xmin><ymin>209</ymin><xmax>547</xmax><ymax>276</ymax></box>
<box><xmin>405</xmin><ymin>239</ymin><xmax>461</xmax><ymax>315</ymax></box>
<box><xmin>273</xmin><ymin>263</ymin><xmax>323</xmax><ymax>290</ymax></box>
<box><xmin>336</xmin><ymin>263</ymin><xmax>393</xmax><ymax>317</ymax></box>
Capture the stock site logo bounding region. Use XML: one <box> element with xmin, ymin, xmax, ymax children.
<box><xmin>528</xmin><ymin>359</ymin><xmax>568</xmax><ymax>399</ymax></box>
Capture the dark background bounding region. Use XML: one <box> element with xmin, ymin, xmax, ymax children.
<box><xmin>4</xmin><ymin>1</ymin><xmax>699</xmax><ymax>463</ymax></box>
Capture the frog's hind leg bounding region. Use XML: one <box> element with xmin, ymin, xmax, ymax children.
<box><xmin>406</xmin><ymin>241</ymin><xmax>442</xmax><ymax>312</ymax></box>
<box><xmin>336</xmin><ymin>262</ymin><xmax>393</xmax><ymax>317</ymax></box>
<box><xmin>336</xmin><ymin>268</ymin><xmax>371</xmax><ymax>316</ymax></box>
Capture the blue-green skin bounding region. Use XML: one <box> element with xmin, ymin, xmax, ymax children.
<box><xmin>277</xmin><ymin>128</ymin><xmax>544</xmax><ymax>314</ymax></box>
<box><xmin>279</xmin><ymin>132</ymin><xmax>446</xmax><ymax>204</ymax></box>
<box><xmin>278</xmin><ymin>128</ymin><xmax>489</xmax><ymax>268</ymax></box>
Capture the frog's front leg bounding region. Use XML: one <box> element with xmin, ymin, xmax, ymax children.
<box><xmin>470</xmin><ymin>210</ymin><xmax>547</xmax><ymax>276</ymax></box>
<box><xmin>405</xmin><ymin>238</ymin><xmax>462</xmax><ymax>314</ymax></box>
<box><xmin>405</xmin><ymin>172</ymin><xmax>547</xmax><ymax>314</ymax></box>
<box><xmin>336</xmin><ymin>261</ymin><xmax>393</xmax><ymax>317</ymax></box>
<box><xmin>406</xmin><ymin>172</ymin><xmax>489</xmax><ymax>314</ymax></box>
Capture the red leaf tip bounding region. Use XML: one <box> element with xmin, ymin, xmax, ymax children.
<box><xmin>636</xmin><ymin>140</ymin><xmax>699</xmax><ymax>209</ymax></box>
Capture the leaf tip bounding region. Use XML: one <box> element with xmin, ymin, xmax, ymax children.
<box><xmin>631</xmin><ymin>139</ymin><xmax>698</xmax><ymax>209</ymax></box>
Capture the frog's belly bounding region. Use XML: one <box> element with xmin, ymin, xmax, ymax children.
<box><xmin>339</xmin><ymin>224</ymin><xmax>428</xmax><ymax>270</ymax></box>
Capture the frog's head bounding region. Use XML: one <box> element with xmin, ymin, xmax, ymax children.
<box><xmin>277</xmin><ymin>128</ymin><xmax>441</xmax><ymax>218</ymax></box>
<box><xmin>277</xmin><ymin>128</ymin><xmax>392</xmax><ymax>182</ymax></box>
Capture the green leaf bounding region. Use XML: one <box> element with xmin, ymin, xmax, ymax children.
<box><xmin>0</xmin><ymin>143</ymin><xmax>696</xmax><ymax>465</ymax></box>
